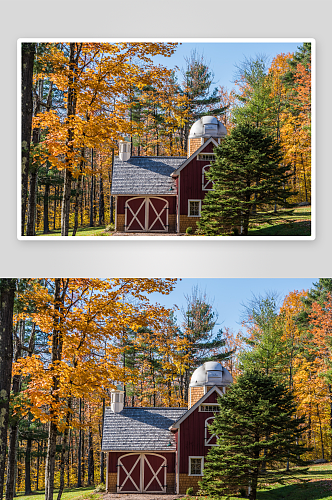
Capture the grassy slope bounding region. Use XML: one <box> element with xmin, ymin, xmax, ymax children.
<box><xmin>247</xmin><ymin>206</ymin><xmax>311</xmax><ymax>237</ymax></box>
<box><xmin>257</xmin><ymin>463</ymin><xmax>332</xmax><ymax>500</ymax></box>
<box><xmin>184</xmin><ymin>464</ymin><xmax>332</xmax><ymax>500</ymax></box>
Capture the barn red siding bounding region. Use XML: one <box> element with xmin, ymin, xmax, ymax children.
<box><xmin>179</xmin><ymin>389</ymin><xmax>219</xmax><ymax>473</ymax></box>
<box><xmin>108</xmin><ymin>451</ymin><xmax>176</xmax><ymax>473</ymax></box>
<box><xmin>179</xmin><ymin>142</ymin><xmax>217</xmax><ymax>215</ymax></box>
<box><xmin>117</xmin><ymin>195</ymin><xmax>177</xmax><ymax>215</ymax></box>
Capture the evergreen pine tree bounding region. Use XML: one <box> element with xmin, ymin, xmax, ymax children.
<box><xmin>199</xmin><ymin>371</ymin><xmax>310</xmax><ymax>500</ymax></box>
<box><xmin>296</xmin><ymin>278</ymin><xmax>332</xmax><ymax>331</ymax></box>
<box><xmin>198</xmin><ymin>124</ymin><xmax>296</xmax><ymax>235</ymax></box>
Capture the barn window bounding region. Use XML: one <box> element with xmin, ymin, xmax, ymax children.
<box><xmin>205</xmin><ymin>417</ymin><xmax>218</xmax><ymax>446</ymax></box>
<box><xmin>199</xmin><ymin>404</ymin><xmax>220</xmax><ymax>412</ymax></box>
<box><xmin>188</xmin><ymin>200</ymin><xmax>201</xmax><ymax>217</ymax></box>
<box><xmin>189</xmin><ymin>456</ymin><xmax>204</xmax><ymax>476</ymax></box>
<box><xmin>202</xmin><ymin>165</ymin><xmax>214</xmax><ymax>191</ymax></box>
<box><xmin>197</xmin><ymin>153</ymin><xmax>215</xmax><ymax>161</ymax></box>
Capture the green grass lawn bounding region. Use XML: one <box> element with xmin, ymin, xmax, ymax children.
<box><xmin>247</xmin><ymin>205</ymin><xmax>311</xmax><ymax>237</ymax></box>
<box><xmin>15</xmin><ymin>486</ymin><xmax>99</xmax><ymax>500</ymax></box>
<box><xmin>35</xmin><ymin>226</ymin><xmax>110</xmax><ymax>237</ymax></box>
<box><xmin>256</xmin><ymin>463</ymin><xmax>332</xmax><ymax>500</ymax></box>
<box><xmin>34</xmin><ymin>206</ymin><xmax>311</xmax><ymax>237</ymax></box>
<box><xmin>185</xmin><ymin>464</ymin><xmax>332</xmax><ymax>500</ymax></box>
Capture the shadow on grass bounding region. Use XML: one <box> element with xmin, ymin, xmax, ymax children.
<box><xmin>257</xmin><ymin>480</ymin><xmax>332</xmax><ymax>500</ymax></box>
<box><xmin>249</xmin><ymin>220</ymin><xmax>311</xmax><ymax>237</ymax></box>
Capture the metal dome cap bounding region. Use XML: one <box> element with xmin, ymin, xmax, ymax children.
<box><xmin>188</xmin><ymin>116</ymin><xmax>227</xmax><ymax>139</ymax></box>
<box><xmin>189</xmin><ymin>361</ymin><xmax>233</xmax><ymax>387</ymax></box>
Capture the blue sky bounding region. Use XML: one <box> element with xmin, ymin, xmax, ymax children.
<box><xmin>149</xmin><ymin>278</ymin><xmax>317</xmax><ymax>334</ymax></box>
<box><xmin>152</xmin><ymin>41</ymin><xmax>302</xmax><ymax>91</ymax></box>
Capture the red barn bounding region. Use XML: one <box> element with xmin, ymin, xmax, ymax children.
<box><xmin>111</xmin><ymin>116</ymin><xmax>227</xmax><ymax>233</ymax></box>
<box><xmin>102</xmin><ymin>362</ymin><xmax>232</xmax><ymax>494</ymax></box>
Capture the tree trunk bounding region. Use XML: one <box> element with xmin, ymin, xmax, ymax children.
<box><xmin>108</xmin><ymin>149</ymin><xmax>114</xmax><ymax>224</ymax></box>
<box><xmin>26</xmin><ymin>79</ymin><xmax>43</xmax><ymax>236</ymax></box>
<box><xmin>5</xmin><ymin>320</ymin><xmax>25</xmax><ymax>500</ymax></box>
<box><xmin>57</xmin><ymin>398</ymin><xmax>71</xmax><ymax>500</ymax></box>
<box><xmin>99</xmin><ymin>173</ymin><xmax>104</xmax><ymax>226</ymax></box>
<box><xmin>43</xmin><ymin>176</ymin><xmax>50</xmax><ymax>234</ymax></box>
<box><xmin>100</xmin><ymin>398</ymin><xmax>105</xmax><ymax>484</ymax></box>
<box><xmin>82</xmin><ymin>417</ymin><xmax>85</xmax><ymax>484</ymax></box>
<box><xmin>53</xmin><ymin>185</ymin><xmax>58</xmax><ymax>230</ymax></box>
<box><xmin>21</xmin><ymin>43</ymin><xmax>35</xmax><ymax>236</ymax></box>
<box><xmin>67</xmin><ymin>429</ymin><xmax>71</xmax><ymax>488</ymax></box>
<box><xmin>317</xmin><ymin>404</ymin><xmax>325</xmax><ymax>459</ymax></box>
<box><xmin>90</xmin><ymin>149</ymin><xmax>94</xmax><ymax>228</ymax></box>
<box><xmin>88</xmin><ymin>428</ymin><xmax>94</xmax><ymax>486</ymax></box>
<box><xmin>0</xmin><ymin>279</ymin><xmax>16</xmax><ymax>500</ymax></box>
<box><xmin>24</xmin><ymin>439</ymin><xmax>32</xmax><ymax>495</ymax></box>
<box><xmin>61</xmin><ymin>169</ymin><xmax>73</xmax><ymax>236</ymax></box>
<box><xmin>45</xmin><ymin>279</ymin><xmax>68</xmax><ymax>500</ymax></box>
<box><xmin>77</xmin><ymin>398</ymin><xmax>82</xmax><ymax>487</ymax></box>
<box><xmin>5</xmin><ymin>427</ymin><xmax>19</xmax><ymax>500</ymax></box>
<box><xmin>26</xmin><ymin>166</ymin><xmax>38</xmax><ymax>235</ymax></box>
<box><xmin>72</xmin><ymin>150</ymin><xmax>84</xmax><ymax>236</ymax></box>
<box><xmin>36</xmin><ymin>441</ymin><xmax>40</xmax><ymax>491</ymax></box>
<box><xmin>61</xmin><ymin>43</ymin><xmax>81</xmax><ymax>236</ymax></box>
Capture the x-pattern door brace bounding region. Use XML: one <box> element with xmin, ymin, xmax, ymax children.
<box><xmin>143</xmin><ymin>454</ymin><xmax>166</xmax><ymax>492</ymax></box>
<box><xmin>148</xmin><ymin>199</ymin><xmax>167</xmax><ymax>231</ymax></box>
<box><xmin>118</xmin><ymin>455</ymin><xmax>141</xmax><ymax>492</ymax></box>
<box><xmin>126</xmin><ymin>199</ymin><xmax>146</xmax><ymax>231</ymax></box>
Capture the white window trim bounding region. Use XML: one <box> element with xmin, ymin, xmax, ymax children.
<box><xmin>205</xmin><ymin>417</ymin><xmax>218</xmax><ymax>447</ymax></box>
<box><xmin>188</xmin><ymin>199</ymin><xmax>201</xmax><ymax>217</ymax></box>
<box><xmin>202</xmin><ymin>165</ymin><xmax>214</xmax><ymax>191</ymax></box>
<box><xmin>199</xmin><ymin>404</ymin><xmax>220</xmax><ymax>412</ymax></box>
<box><xmin>188</xmin><ymin>456</ymin><xmax>204</xmax><ymax>476</ymax></box>
<box><xmin>197</xmin><ymin>153</ymin><xmax>216</xmax><ymax>161</ymax></box>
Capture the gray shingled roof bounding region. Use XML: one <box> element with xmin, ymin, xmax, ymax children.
<box><xmin>102</xmin><ymin>407</ymin><xmax>188</xmax><ymax>451</ymax></box>
<box><xmin>111</xmin><ymin>156</ymin><xmax>186</xmax><ymax>195</ymax></box>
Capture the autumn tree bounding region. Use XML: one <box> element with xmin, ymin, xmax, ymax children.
<box><xmin>29</xmin><ymin>42</ymin><xmax>178</xmax><ymax>236</ymax></box>
<box><xmin>12</xmin><ymin>278</ymin><xmax>177</xmax><ymax>500</ymax></box>
<box><xmin>280</xmin><ymin>44</ymin><xmax>312</xmax><ymax>203</ymax></box>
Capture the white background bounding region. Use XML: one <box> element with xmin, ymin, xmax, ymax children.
<box><xmin>2</xmin><ymin>0</ymin><xmax>330</xmax><ymax>278</ymax></box>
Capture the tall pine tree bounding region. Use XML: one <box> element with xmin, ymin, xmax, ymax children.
<box><xmin>198</xmin><ymin>124</ymin><xmax>296</xmax><ymax>235</ymax></box>
<box><xmin>199</xmin><ymin>370</ymin><xmax>310</xmax><ymax>500</ymax></box>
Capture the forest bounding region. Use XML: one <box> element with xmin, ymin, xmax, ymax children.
<box><xmin>20</xmin><ymin>42</ymin><xmax>312</xmax><ymax>236</ymax></box>
<box><xmin>0</xmin><ymin>278</ymin><xmax>331</xmax><ymax>500</ymax></box>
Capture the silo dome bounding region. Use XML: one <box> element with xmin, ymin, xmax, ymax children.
<box><xmin>188</xmin><ymin>116</ymin><xmax>227</xmax><ymax>140</ymax></box>
<box><xmin>189</xmin><ymin>361</ymin><xmax>232</xmax><ymax>388</ymax></box>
